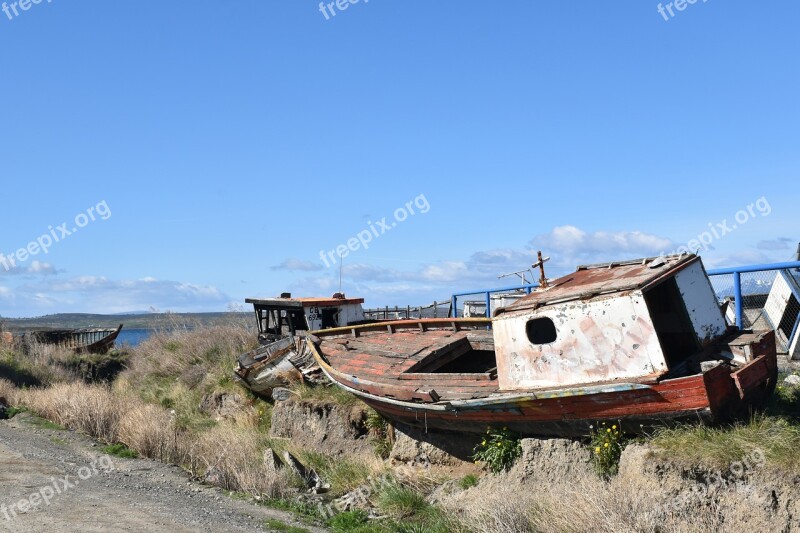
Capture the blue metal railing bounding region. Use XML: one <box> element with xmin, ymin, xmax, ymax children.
<box><xmin>450</xmin><ymin>283</ymin><xmax>537</xmax><ymax>319</ymax></box>
<box><xmin>707</xmin><ymin>260</ymin><xmax>800</xmax><ymax>329</ymax></box>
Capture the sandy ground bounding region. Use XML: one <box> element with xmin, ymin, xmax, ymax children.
<box><xmin>0</xmin><ymin>413</ymin><xmax>325</xmax><ymax>533</ymax></box>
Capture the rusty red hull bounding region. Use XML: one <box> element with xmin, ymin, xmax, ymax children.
<box><xmin>358</xmin><ymin>357</ymin><xmax>776</xmax><ymax>437</ymax></box>
<box><xmin>308</xmin><ymin>319</ymin><xmax>777</xmax><ymax>437</ymax></box>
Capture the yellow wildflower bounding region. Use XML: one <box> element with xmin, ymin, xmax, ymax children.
<box><xmin>612</xmin><ymin>424</ymin><xmax>617</xmax><ymax>430</ymax></box>
<box><xmin>604</xmin><ymin>442</ymin><xmax>609</xmax><ymax>447</ymax></box>
<box><xmin>595</xmin><ymin>446</ymin><xmax>601</xmax><ymax>453</ymax></box>
<box><xmin>607</xmin><ymin>428</ymin><xmax>611</xmax><ymax>433</ymax></box>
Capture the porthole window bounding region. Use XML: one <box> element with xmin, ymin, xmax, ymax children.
<box><xmin>526</xmin><ymin>317</ymin><xmax>557</xmax><ymax>344</ymax></box>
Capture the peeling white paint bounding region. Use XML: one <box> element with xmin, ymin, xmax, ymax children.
<box><xmin>494</xmin><ymin>294</ymin><xmax>665</xmax><ymax>391</ymax></box>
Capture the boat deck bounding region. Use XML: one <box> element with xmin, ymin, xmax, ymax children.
<box><xmin>314</xmin><ymin>320</ymin><xmax>501</xmax><ymax>402</ymax></box>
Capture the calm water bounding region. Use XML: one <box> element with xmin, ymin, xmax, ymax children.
<box><xmin>115</xmin><ymin>328</ymin><xmax>153</xmax><ymax>347</ymax></box>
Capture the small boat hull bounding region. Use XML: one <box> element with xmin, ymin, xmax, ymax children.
<box><xmin>15</xmin><ymin>324</ymin><xmax>123</xmax><ymax>355</ymax></box>
<box><xmin>74</xmin><ymin>324</ymin><xmax>123</xmax><ymax>355</ymax></box>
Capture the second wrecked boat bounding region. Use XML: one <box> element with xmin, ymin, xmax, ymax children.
<box><xmin>234</xmin><ymin>293</ymin><xmax>370</xmax><ymax>398</ymax></box>
<box><xmin>307</xmin><ymin>254</ymin><xmax>777</xmax><ymax>436</ymax></box>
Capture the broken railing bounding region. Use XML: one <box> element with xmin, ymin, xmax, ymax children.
<box><xmin>364</xmin><ymin>300</ymin><xmax>451</xmax><ymax>321</ymax></box>
<box><xmin>450</xmin><ymin>284</ymin><xmax>538</xmax><ymax>320</ymax></box>
<box><xmin>707</xmin><ymin>261</ymin><xmax>800</xmax><ymax>355</ymax></box>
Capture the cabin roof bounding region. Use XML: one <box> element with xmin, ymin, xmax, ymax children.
<box><xmin>245</xmin><ymin>296</ymin><xmax>365</xmax><ymax>308</ymax></box>
<box><xmin>495</xmin><ymin>254</ymin><xmax>699</xmax><ymax>316</ymax></box>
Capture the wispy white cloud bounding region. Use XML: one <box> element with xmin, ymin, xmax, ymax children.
<box><xmin>0</xmin><ymin>260</ymin><xmax>61</xmax><ymax>277</ymax></box>
<box><xmin>282</xmin><ymin>226</ymin><xmax>681</xmax><ymax>306</ymax></box>
<box><xmin>530</xmin><ymin>225</ymin><xmax>674</xmax><ymax>268</ymax></box>
<box><xmin>0</xmin><ymin>286</ymin><xmax>12</xmax><ymax>302</ymax></box>
<box><xmin>7</xmin><ymin>275</ymin><xmax>231</xmax><ymax>315</ymax></box>
<box><xmin>700</xmin><ymin>250</ymin><xmax>781</xmax><ymax>269</ymax></box>
<box><xmin>757</xmin><ymin>237</ymin><xmax>795</xmax><ymax>251</ymax></box>
<box><xmin>271</xmin><ymin>258</ymin><xmax>324</xmax><ymax>272</ymax></box>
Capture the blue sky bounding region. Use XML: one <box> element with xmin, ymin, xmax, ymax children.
<box><xmin>1</xmin><ymin>0</ymin><xmax>798</xmax><ymax>317</ymax></box>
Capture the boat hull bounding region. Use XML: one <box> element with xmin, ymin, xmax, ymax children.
<box><xmin>14</xmin><ymin>324</ymin><xmax>123</xmax><ymax>355</ymax></box>
<box><xmin>309</xmin><ymin>320</ymin><xmax>777</xmax><ymax>437</ymax></box>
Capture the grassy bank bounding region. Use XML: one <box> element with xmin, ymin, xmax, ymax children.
<box><xmin>649</xmin><ymin>373</ymin><xmax>800</xmax><ymax>469</ymax></box>
<box><xmin>3</xmin><ymin>325</ymin><xmax>800</xmax><ymax>532</ymax></box>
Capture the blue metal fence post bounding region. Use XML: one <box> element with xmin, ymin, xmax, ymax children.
<box><xmin>485</xmin><ymin>292</ymin><xmax>491</xmax><ymax>318</ymax></box>
<box><xmin>451</xmin><ymin>295</ymin><xmax>457</xmax><ymax>318</ymax></box>
<box><xmin>733</xmin><ymin>271</ymin><xmax>743</xmax><ymax>329</ymax></box>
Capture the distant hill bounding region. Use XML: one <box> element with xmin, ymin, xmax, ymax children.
<box><xmin>0</xmin><ymin>312</ymin><xmax>250</xmax><ymax>332</ymax></box>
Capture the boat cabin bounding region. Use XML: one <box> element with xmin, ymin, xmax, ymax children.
<box><xmin>245</xmin><ymin>293</ymin><xmax>366</xmax><ymax>343</ymax></box>
<box><xmin>492</xmin><ymin>255</ymin><xmax>728</xmax><ymax>391</ymax></box>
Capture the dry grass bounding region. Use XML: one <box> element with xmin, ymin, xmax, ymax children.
<box><xmin>193</xmin><ymin>423</ymin><xmax>294</xmax><ymax>498</ymax></box>
<box><xmin>443</xmin><ymin>461</ymin><xmax>778</xmax><ymax>533</ymax></box>
<box><xmin>122</xmin><ymin>322</ymin><xmax>260</xmax><ymax>431</ymax></box>
<box><xmin>0</xmin><ymin>377</ymin><xmax>20</xmax><ymax>406</ymax></box>
<box><xmin>117</xmin><ymin>399</ymin><xmax>184</xmax><ymax>463</ymax></box>
<box><xmin>21</xmin><ymin>382</ymin><xmax>120</xmax><ymax>442</ymax></box>
<box><xmin>127</xmin><ymin>321</ymin><xmax>253</xmax><ymax>384</ymax></box>
<box><xmin>1</xmin><ymin>341</ymin><xmax>81</xmax><ymax>386</ymax></box>
<box><xmin>1</xmin><ymin>323</ymin><xmax>295</xmax><ymax>501</ymax></box>
<box><xmin>12</xmin><ymin>379</ymin><xmax>292</xmax><ymax>498</ymax></box>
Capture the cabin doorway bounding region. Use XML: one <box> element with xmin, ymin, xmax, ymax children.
<box><xmin>644</xmin><ymin>278</ymin><xmax>701</xmax><ymax>368</ymax></box>
<box><xmin>321</xmin><ymin>308</ymin><xmax>339</xmax><ymax>329</ymax></box>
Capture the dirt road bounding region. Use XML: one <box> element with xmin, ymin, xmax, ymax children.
<box><xmin>0</xmin><ymin>413</ymin><xmax>324</xmax><ymax>532</ymax></box>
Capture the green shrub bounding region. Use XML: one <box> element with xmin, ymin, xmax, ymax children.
<box><xmin>328</xmin><ymin>510</ymin><xmax>370</xmax><ymax>531</ymax></box>
<box><xmin>263</xmin><ymin>518</ymin><xmax>311</xmax><ymax>533</ymax></box>
<box><xmin>472</xmin><ymin>426</ymin><xmax>522</xmax><ymax>473</ymax></box>
<box><xmin>5</xmin><ymin>406</ymin><xmax>26</xmax><ymax>418</ymax></box>
<box><xmin>366</xmin><ymin>409</ymin><xmax>392</xmax><ymax>459</ymax></box>
<box><xmin>377</xmin><ymin>484</ymin><xmax>429</xmax><ymax>519</ymax></box>
<box><xmin>589</xmin><ymin>421</ymin><xmax>623</xmax><ymax>479</ymax></box>
<box><xmin>458</xmin><ymin>474</ymin><xmax>478</xmax><ymax>489</ymax></box>
<box><xmin>101</xmin><ymin>443</ymin><xmax>138</xmax><ymax>458</ymax></box>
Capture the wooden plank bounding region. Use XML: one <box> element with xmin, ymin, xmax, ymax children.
<box><xmin>731</xmin><ymin>356</ymin><xmax>770</xmax><ymax>399</ymax></box>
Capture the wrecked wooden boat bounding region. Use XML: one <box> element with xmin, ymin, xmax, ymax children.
<box><xmin>234</xmin><ymin>293</ymin><xmax>371</xmax><ymax>398</ymax></box>
<box><xmin>307</xmin><ymin>255</ymin><xmax>778</xmax><ymax>436</ymax></box>
<box><xmin>16</xmin><ymin>324</ymin><xmax>123</xmax><ymax>355</ymax></box>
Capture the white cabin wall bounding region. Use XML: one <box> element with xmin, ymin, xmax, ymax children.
<box><xmin>672</xmin><ymin>262</ymin><xmax>728</xmax><ymax>345</ymax></box>
<box><xmin>493</xmin><ymin>294</ymin><xmax>667</xmax><ymax>391</ymax></box>
<box><xmin>340</xmin><ymin>303</ymin><xmax>365</xmax><ymax>325</ymax></box>
<box><xmin>305</xmin><ymin>303</ymin><xmax>364</xmax><ymax>330</ymax></box>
